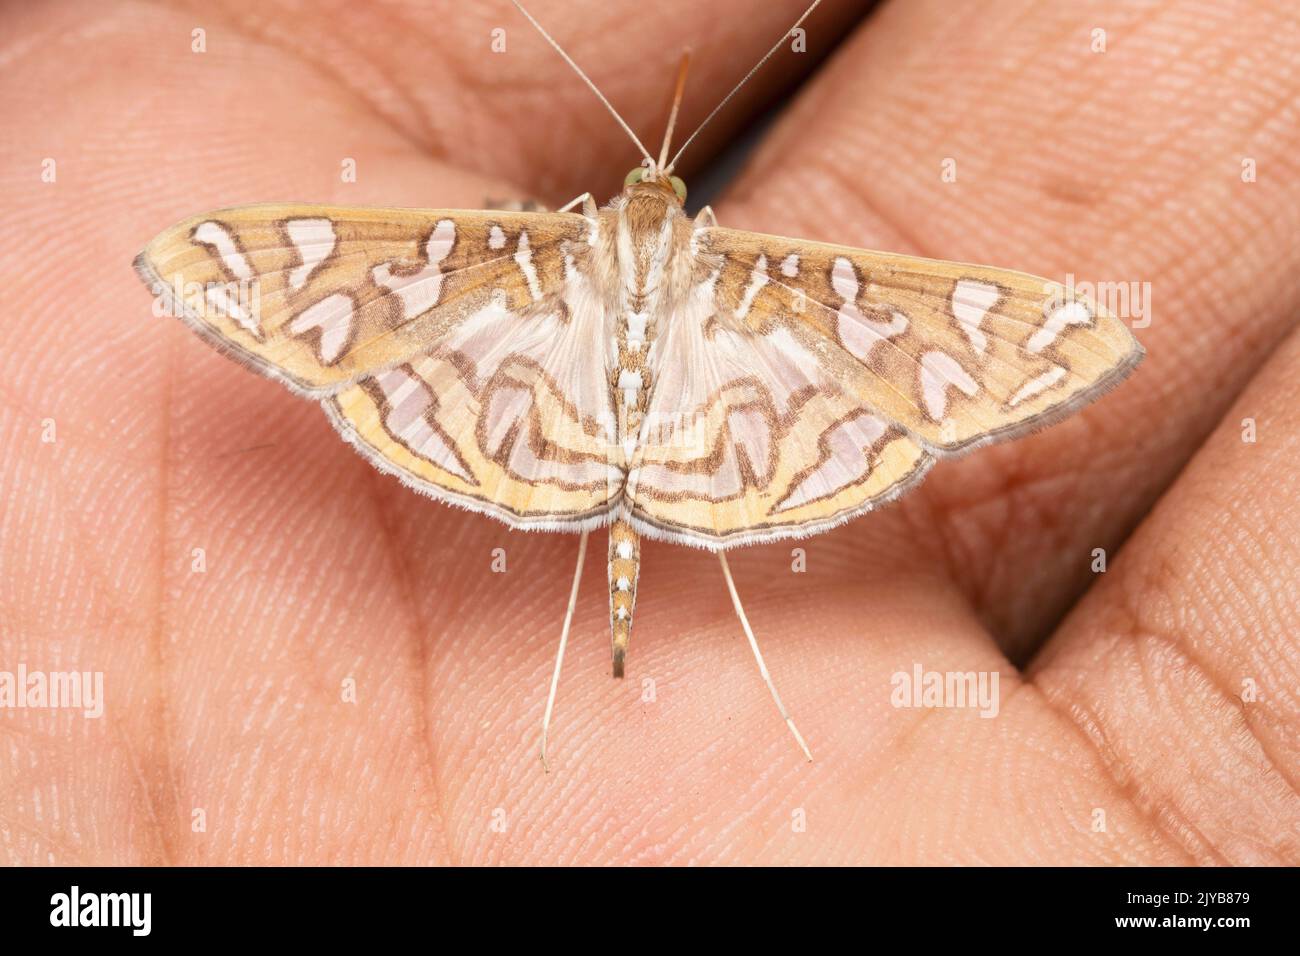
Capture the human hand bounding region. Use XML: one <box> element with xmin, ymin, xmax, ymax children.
<box><xmin>2</xmin><ymin>0</ymin><xmax>1296</xmax><ymax>864</ymax></box>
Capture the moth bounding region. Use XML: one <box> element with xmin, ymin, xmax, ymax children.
<box><xmin>133</xmin><ymin>0</ymin><xmax>1142</xmax><ymax>767</ymax></box>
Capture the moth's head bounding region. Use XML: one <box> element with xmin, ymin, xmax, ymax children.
<box><xmin>624</xmin><ymin>165</ymin><xmax>687</xmax><ymax>206</ymax></box>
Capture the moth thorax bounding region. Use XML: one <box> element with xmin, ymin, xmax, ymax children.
<box><xmin>618</xmin><ymin>189</ymin><xmax>680</xmax><ymax>300</ymax></box>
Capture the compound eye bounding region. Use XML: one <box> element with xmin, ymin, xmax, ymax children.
<box><xmin>624</xmin><ymin>167</ymin><xmax>646</xmax><ymax>185</ymax></box>
<box><xmin>669</xmin><ymin>175</ymin><xmax>687</xmax><ymax>201</ymax></box>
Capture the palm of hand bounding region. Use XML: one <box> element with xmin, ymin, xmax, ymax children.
<box><xmin>2</xmin><ymin>0</ymin><xmax>1297</xmax><ymax>864</ymax></box>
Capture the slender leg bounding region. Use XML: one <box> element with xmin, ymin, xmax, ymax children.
<box><xmin>541</xmin><ymin>530</ymin><xmax>590</xmax><ymax>771</ymax></box>
<box><xmin>557</xmin><ymin>192</ymin><xmax>594</xmax><ymax>214</ymax></box>
<box><xmin>718</xmin><ymin>551</ymin><xmax>813</xmax><ymax>762</ymax></box>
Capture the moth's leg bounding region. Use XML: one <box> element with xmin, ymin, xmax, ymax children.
<box><xmin>718</xmin><ymin>551</ymin><xmax>813</xmax><ymax>762</ymax></box>
<box><xmin>694</xmin><ymin>205</ymin><xmax>718</xmax><ymax>228</ymax></box>
<box><xmin>556</xmin><ymin>192</ymin><xmax>595</xmax><ymax>214</ymax></box>
<box><xmin>540</xmin><ymin>529</ymin><xmax>590</xmax><ymax>772</ymax></box>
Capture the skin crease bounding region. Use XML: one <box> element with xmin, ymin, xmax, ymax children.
<box><xmin>0</xmin><ymin>0</ymin><xmax>1297</xmax><ymax>865</ymax></box>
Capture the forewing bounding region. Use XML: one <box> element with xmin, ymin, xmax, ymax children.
<box><xmin>692</xmin><ymin>227</ymin><xmax>1143</xmax><ymax>453</ymax></box>
<box><xmin>134</xmin><ymin>203</ymin><xmax>589</xmax><ymax>396</ymax></box>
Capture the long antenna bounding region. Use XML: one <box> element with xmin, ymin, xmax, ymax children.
<box><xmin>511</xmin><ymin>1</ymin><xmax>656</xmax><ymax>167</ymax></box>
<box><xmin>666</xmin><ymin>0</ymin><xmax>824</xmax><ymax>174</ymax></box>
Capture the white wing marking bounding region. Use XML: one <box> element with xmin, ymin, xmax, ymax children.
<box><xmin>1008</xmin><ymin>365</ymin><xmax>1067</xmax><ymax>406</ymax></box>
<box><xmin>919</xmin><ymin>350</ymin><xmax>979</xmax><ymax>421</ymax></box>
<box><xmin>192</xmin><ymin>221</ymin><xmax>252</xmax><ymax>280</ymax></box>
<box><xmin>290</xmin><ymin>292</ymin><xmax>354</xmax><ymax>363</ymax></box>
<box><xmin>832</xmin><ymin>255</ymin><xmax>908</xmax><ymax>361</ymax></box>
<box><xmin>285</xmin><ymin>218</ymin><xmax>336</xmax><ymax>290</ymax></box>
<box><xmin>736</xmin><ymin>254</ymin><xmax>770</xmax><ymax>320</ymax></box>
<box><xmin>514</xmin><ymin>230</ymin><xmax>543</xmax><ymax>301</ymax></box>
<box><xmin>951</xmin><ymin>278</ymin><xmax>999</xmax><ymax>356</ymax></box>
<box><xmin>1028</xmin><ymin>300</ymin><xmax>1094</xmax><ymax>353</ymax></box>
<box><xmin>371</xmin><ymin>219</ymin><xmax>456</xmax><ymax>320</ymax></box>
<box><xmin>374</xmin><ymin>367</ymin><xmax>475</xmax><ymax>482</ymax></box>
<box><xmin>773</xmin><ymin>414</ymin><xmax>888</xmax><ymax>512</ymax></box>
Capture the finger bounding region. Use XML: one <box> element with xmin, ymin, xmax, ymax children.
<box><xmin>1029</xmin><ymin>326</ymin><xmax>1300</xmax><ymax>863</ymax></box>
<box><xmin>712</xmin><ymin>0</ymin><xmax>1300</xmax><ymax>656</ymax></box>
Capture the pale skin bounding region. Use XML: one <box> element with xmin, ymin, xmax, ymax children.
<box><xmin>1</xmin><ymin>0</ymin><xmax>1297</xmax><ymax>864</ymax></box>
